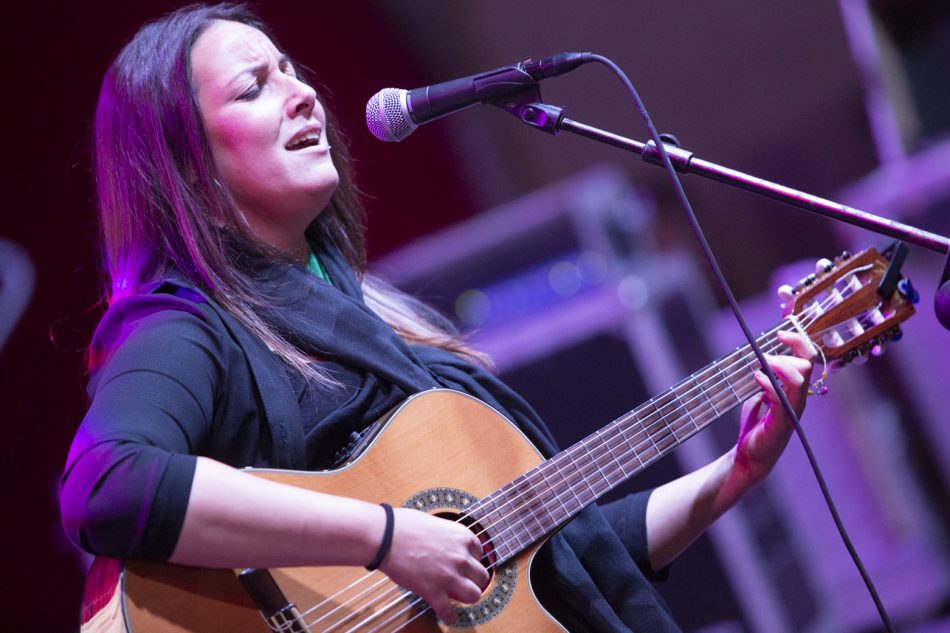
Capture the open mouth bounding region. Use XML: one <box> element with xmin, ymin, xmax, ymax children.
<box><xmin>286</xmin><ymin>135</ymin><xmax>321</xmax><ymax>151</ymax></box>
<box><xmin>286</xmin><ymin>128</ymin><xmax>323</xmax><ymax>151</ymax></box>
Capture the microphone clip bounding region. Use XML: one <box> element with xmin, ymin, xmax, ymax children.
<box><xmin>488</xmin><ymin>85</ymin><xmax>564</xmax><ymax>136</ymax></box>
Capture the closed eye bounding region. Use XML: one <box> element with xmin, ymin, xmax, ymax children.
<box><xmin>237</xmin><ymin>82</ymin><xmax>262</xmax><ymax>101</ymax></box>
<box><xmin>233</xmin><ymin>55</ymin><xmax>298</xmax><ymax>101</ymax></box>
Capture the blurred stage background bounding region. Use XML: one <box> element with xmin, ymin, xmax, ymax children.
<box><xmin>3</xmin><ymin>1</ymin><xmax>949</xmax><ymax>631</ymax></box>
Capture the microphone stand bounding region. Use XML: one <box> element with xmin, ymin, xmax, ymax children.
<box><xmin>496</xmin><ymin>98</ymin><xmax>950</xmax><ymax>330</ymax></box>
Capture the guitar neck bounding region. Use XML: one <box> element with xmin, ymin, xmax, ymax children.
<box><xmin>471</xmin><ymin>322</ymin><xmax>791</xmax><ymax>564</ymax></box>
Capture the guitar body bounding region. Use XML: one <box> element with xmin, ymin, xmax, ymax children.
<box><xmin>81</xmin><ymin>390</ymin><xmax>568</xmax><ymax>632</ymax></box>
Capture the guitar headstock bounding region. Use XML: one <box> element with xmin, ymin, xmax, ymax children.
<box><xmin>788</xmin><ymin>247</ymin><xmax>917</xmax><ymax>366</ymax></box>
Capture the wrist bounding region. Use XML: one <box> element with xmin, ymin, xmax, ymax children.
<box><xmin>724</xmin><ymin>445</ymin><xmax>765</xmax><ymax>500</ymax></box>
<box><xmin>365</xmin><ymin>503</ymin><xmax>394</xmax><ymax>571</ymax></box>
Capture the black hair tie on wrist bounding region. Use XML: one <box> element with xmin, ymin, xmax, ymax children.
<box><xmin>366</xmin><ymin>502</ymin><xmax>394</xmax><ymax>571</ymax></box>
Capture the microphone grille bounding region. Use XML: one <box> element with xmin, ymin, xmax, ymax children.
<box><xmin>365</xmin><ymin>88</ymin><xmax>416</xmax><ymax>142</ymax></box>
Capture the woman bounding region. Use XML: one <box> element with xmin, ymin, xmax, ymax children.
<box><xmin>61</xmin><ymin>4</ymin><xmax>813</xmax><ymax>631</ymax></box>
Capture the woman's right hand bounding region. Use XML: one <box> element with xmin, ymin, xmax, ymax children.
<box><xmin>378</xmin><ymin>507</ymin><xmax>489</xmax><ymax>625</ymax></box>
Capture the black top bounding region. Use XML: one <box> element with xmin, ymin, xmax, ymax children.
<box><xmin>60</xmin><ymin>245</ymin><xmax>681</xmax><ymax>632</ymax></box>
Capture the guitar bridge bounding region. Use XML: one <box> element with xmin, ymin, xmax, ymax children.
<box><xmin>239</xmin><ymin>568</ymin><xmax>312</xmax><ymax>632</ymax></box>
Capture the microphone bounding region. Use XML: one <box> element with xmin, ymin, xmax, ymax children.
<box><xmin>366</xmin><ymin>52</ymin><xmax>592</xmax><ymax>142</ymax></box>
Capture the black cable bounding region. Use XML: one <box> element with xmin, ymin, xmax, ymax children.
<box><xmin>586</xmin><ymin>54</ymin><xmax>896</xmax><ymax>632</ymax></box>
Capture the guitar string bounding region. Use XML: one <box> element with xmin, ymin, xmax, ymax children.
<box><xmin>297</xmin><ymin>319</ymin><xmax>803</xmax><ymax>633</ymax></box>
<box><xmin>289</xmin><ymin>306</ymin><xmax>828</xmax><ymax>633</ymax></box>
<box><xmin>305</xmin><ymin>575</ymin><xmax>393</xmax><ymax>630</ymax></box>
<box><xmin>287</xmin><ymin>286</ymin><xmax>858</xmax><ymax>632</ymax></box>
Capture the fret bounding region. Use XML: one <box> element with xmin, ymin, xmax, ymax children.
<box><xmin>491</xmin><ymin>492</ymin><xmax>522</xmax><ymax>549</ymax></box>
<box><xmin>558</xmin><ymin>453</ymin><xmax>589</xmax><ymax>512</ymax></box>
<box><xmin>653</xmin><ymin>420</ymin><xmax>681</xmax><ymax>455</ymax></box>
<box><xmin>597</xmin><ymin>446</ymin><xmax>626</xmax><ymax>491</ymax></box>
<box><xmin>636</xmin><ymin>411</ymin><xmax>665</xmax><ymax>463</ymax></box>
<box><xmin>523</xmin><ymin>468</ymin><xmax>560</xmax><ymax>534</ymax></box>
<box><xmin>616</xmin><ymin>414</ymin><xmax>647</xmax><ymax>469</ymax></box>
<box><xmin>563</xmin><ymin>450</ymin><xmax>598</xmax><ymax>508</ymax></box>
<box><xmin>494</xmin><ymin>539</ymin><xmax>516</xmax><ymax>562</ymax></box>
<box><xmin>568</xmin><ymin>452</ymin><xmax>606</xmax><ymax>504</ymax></box>
<box><xmin>711</xmin><ymin>379</ymin><xmax>738</xmax><ymax>414</ymax></box>
<box><xmin>544</xmin><ymin>456</ymin><xmax>575</xmax><ymax>520</ymax></box>
<box><xmin>538</xmin><ymin>453</ymin><xmax>584</xmax><ymax>520</ymax></box>
<box><xmin>643</xmin><ymin>400</ymin><xmax>668</xmax><ymax>458</ymax></box>
<box><xmin>490</xmin><ymin>494</ymin><xmax>519</xmax><ymax>546</ymax></box>
<box><xmin>707</xmin><ymin>367</ymin><xmax>739</xmax><ymax>413</ymax></box>
<box><xmin>650</xmin><ymin>388</ymin><xmax>683</xmax><ymax>432</ymax></box>
<box><xmin>695</xmin><ymin>369</ymin><xmax>729</xmax><ymax>427</ymax></box>
<box><xmin>628</xmin><ymin>406</ymin><xmax>661</xmax><ymax>464</ymax></box>
<box><xmin>670</xmin><ymin>383</ymin><xmax>700</xmax><ymax>436</ymax></box>
<box><xmin>506</xmin><ymin>484</ymin><xmax>536</xmax><ymax>550</ymax></box>
<box><xmin>602</xmin><ymin>425</ymin><xmax>631</xmax><ymax>479</ymax></box>
<box><xmin>691</xmin><ymin>367</ymin><xmax>721</xmax><ymax>417</ymax></box>
<box><xmin>579</xmin><ymin>436</ymin><xmax>614</xmax><ymax>493</ymax></box>
<box><xmin>650</xmin><ymin>391</ymin><xmax>688</xmax><ymax>446</ymax></box>
<box><xmin>508</xmin><ymin>524</ymin><xmax>528</xmax><ymax>551</ymax></box>
<box><xmin>527</xmin><ymin>454</ymin><xmax>576</xmax><ymax>531</ymax></box>
<box><xmin>590</xmin><ymin>433</ymin><xmax>624</xmax><ymax>489</ymax></box>
<box><xmin>511</xmin><ymin>477</ymin><xmax>548</xmax><ymax>542</ymax></box>
<box><xmin>717</xmin><ymin>350</ymin><xmax>746</xmax><ymax>404</ymax></box>
<box><xmin>519</xmin><ymin>511</ymin><xmax>544</xmax><ymax>543</ymax></box>
<box><xmin>496</xmin><ymin>477</ymin><xmax>534</xmax><ymax>550</ymax></box>
<box><xmin>491</xmin><ymin>495</ymin><xmax>521</xmax><ymax>562</ymax></box>
<box><xmin>476</xmin><ymin>495</ymin><xmax>513</xmax><ymax>560</ymax></box>
<box><xmin>465</xmin><ymin>498</ymin><xmax>487</xmax><ymax>525</ymax></box>
<box><xmin>607</xmin><ymin>425</ymin><xmax>639</xmax><ymax>484</ymax></box>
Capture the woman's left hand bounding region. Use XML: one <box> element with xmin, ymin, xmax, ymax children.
<box><xmin>732</xmin><ymin>330</ymin><xmax>815</xmax><ymax>490</ymax></box>
<box><xmin>645</xmin><ymin>329</ymin><xmax>817</xmax><ymax>571</ymax></box>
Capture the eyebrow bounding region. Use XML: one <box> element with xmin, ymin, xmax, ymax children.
<box><xmin>225</xmin><ymin>53</ymin><xmax>293</xmax><ymax>89</ymax></box>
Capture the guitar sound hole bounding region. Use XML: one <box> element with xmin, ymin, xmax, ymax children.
<box><xmin>434</xmin><ymin>511</ymin><xmax>497</xmax><ymax>586</ymax></box>
<box><xmin>405</xmin><ymin>487</ymin><xmax>519</xmax><ymax>624</ymax></box>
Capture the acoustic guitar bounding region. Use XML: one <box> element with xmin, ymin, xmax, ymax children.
<box><xmin>79</xmin><ymin>247</ymin><xmax>916</xmax><ymax>632</ymax></box>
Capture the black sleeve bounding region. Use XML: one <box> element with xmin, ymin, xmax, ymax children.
<box><xmin>600</xmin><ymin>489</ymin><xmax>669</xmax><ymax>581</ymax></box>
<box><xmin>59</xmin><ymin>294</ymin><xmax>229</xmax><ymax>560</ymax></box>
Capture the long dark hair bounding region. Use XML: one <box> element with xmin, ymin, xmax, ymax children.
<box><xmin>94</xmin><ymin>2</ymin><xmax>484</xmax><ymax>380</ymax></box>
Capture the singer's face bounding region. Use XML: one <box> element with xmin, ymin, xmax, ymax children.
<box><xmin>191</xmin><ymin>20</ymin><xmax>338</xmax><ymax>256</ymax></box>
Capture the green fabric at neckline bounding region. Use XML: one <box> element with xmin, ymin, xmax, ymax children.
<box><xmin>307</xmin><ymin>249</ymin><xmax>331</xmax><ymax>283</ymax></box>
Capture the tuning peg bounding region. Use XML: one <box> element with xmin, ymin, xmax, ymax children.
<box><xmin>778</xmin><ymin>284</ymin><xmax>795</xmax><ymax>304</ymax></box>
<box><xmin>816</xmin><ymin>258</ymin><xmax>834</xmax><ymax>275</ymax></box>
<box><xmin>871</xmin><ymin>343</ymin><xmax>886</xmax><ymax>357</ymax></box>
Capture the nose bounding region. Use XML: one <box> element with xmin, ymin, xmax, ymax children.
<box><xmin>286</xmin><ymin>75</ymin><xmax>317</xmax><ymax>118</ymax></box>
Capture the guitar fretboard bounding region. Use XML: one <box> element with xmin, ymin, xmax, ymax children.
<box><xmin>469</xmin><ymin>326</ymin><xmax>789</xmax><ymax>564</ymax></box>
